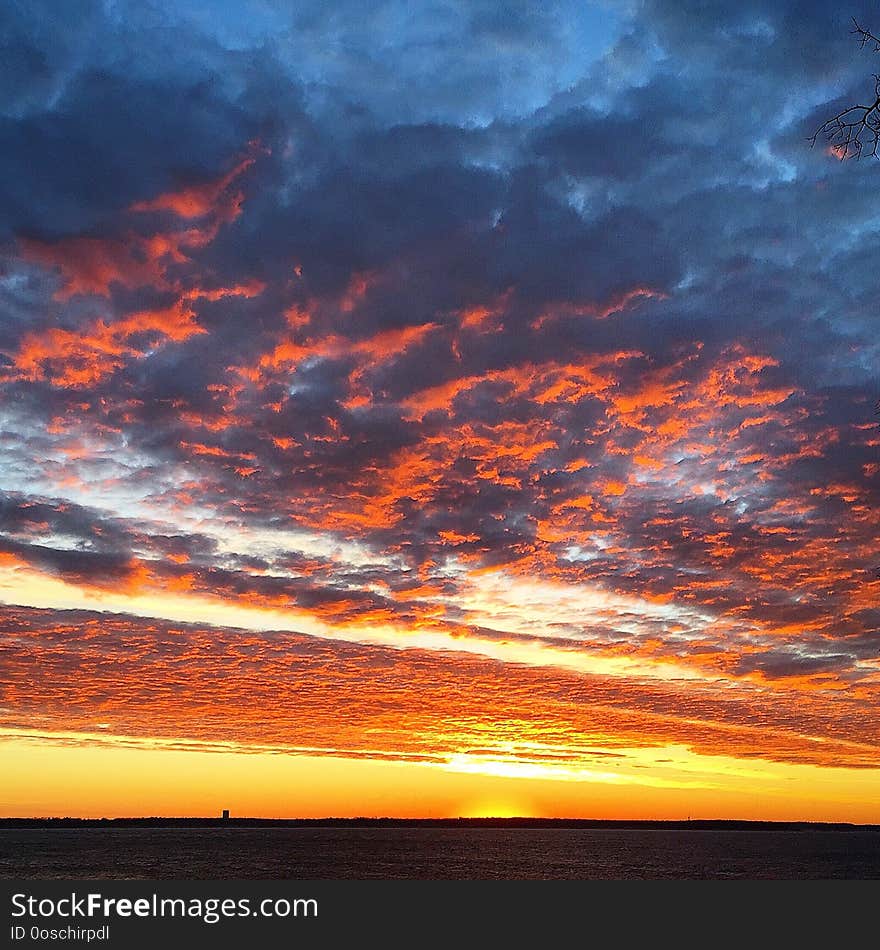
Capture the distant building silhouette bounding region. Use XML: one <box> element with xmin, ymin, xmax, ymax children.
<box><xmin>222</xmin><ymin>809</ymin><xmax>230</xmax><ymax>820</ymax></box>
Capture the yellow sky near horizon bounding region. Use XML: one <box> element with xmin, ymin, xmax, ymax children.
<box><xmin>3</xmin><ymin>731</ymin><xmax>880</xmax><ymax>823</ymax></box>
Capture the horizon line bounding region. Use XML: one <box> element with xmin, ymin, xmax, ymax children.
<box><xmin>3</xmin><ymin>816</ymin><xmax>879</xmax><ymax>829</ymax></box>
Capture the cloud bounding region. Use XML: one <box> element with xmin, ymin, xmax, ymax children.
<box><xmin>3</xmin><ymin>604</ymin><xmax>879</xmax><ymax>771</ymax></box>
<box><xmin>1</xmin><ymin>0</ymin><xmax>878</xmax><ymax>783</ymax></box>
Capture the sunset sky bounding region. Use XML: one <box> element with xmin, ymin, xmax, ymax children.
<box><xmin>2</xmin><ymin>0</ymin><xmax>879</xmax><ymax>822</ymax></box>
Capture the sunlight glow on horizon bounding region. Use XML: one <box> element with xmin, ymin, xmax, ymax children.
<box><xmin>3</xmin><ymin>731</ymin><xmax>880</xmax><ymax>824</ymax></box>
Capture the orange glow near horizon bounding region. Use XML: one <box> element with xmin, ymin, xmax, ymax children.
<box><xmin>3</xmin><ymin>733</ymin><xmax>880</xmax><ymax>824</ymax></box>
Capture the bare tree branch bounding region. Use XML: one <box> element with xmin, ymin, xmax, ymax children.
<box><xmin>811</xmin><ymin>18</ymin><xmax>880</xmax><ymax>159</ymax></box>
<box><xmin>853</xmin><ymin>17</ymin><xmax>880</xmax><ymax>52</ymax></box>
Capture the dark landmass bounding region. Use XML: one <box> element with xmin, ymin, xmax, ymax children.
<box><xmin>1</xmin><ymin>817</ymin><xmax>878</xmax><ymax>831</ymax></box>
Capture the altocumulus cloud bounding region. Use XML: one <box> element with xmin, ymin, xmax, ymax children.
<box><xmin>0</xmin><ymin>0</ymin><xmax>878</xmax><ymax>775</ymax></box>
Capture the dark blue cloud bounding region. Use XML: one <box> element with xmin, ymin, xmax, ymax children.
<box><xmin>0</xmin><ymin>0</ymin><xmax>878</xmax><ymax>705</ymax></box>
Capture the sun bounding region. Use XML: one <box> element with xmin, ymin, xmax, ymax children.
<box><xmin>460</xmin><ymin>799</ymin><xmax>533</xmax><ymax>819</ymax></box>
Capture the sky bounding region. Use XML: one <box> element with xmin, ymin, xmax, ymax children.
<box><xmin>1</xmin><ymin>0</ymin><xmax>879</xmax><ymax>821</ymax></box>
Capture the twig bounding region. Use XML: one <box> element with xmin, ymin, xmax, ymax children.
<box><xmin>811</xmin><ymin>19</ymin><xmax>880</xmax><ymax>159</ymax></box>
